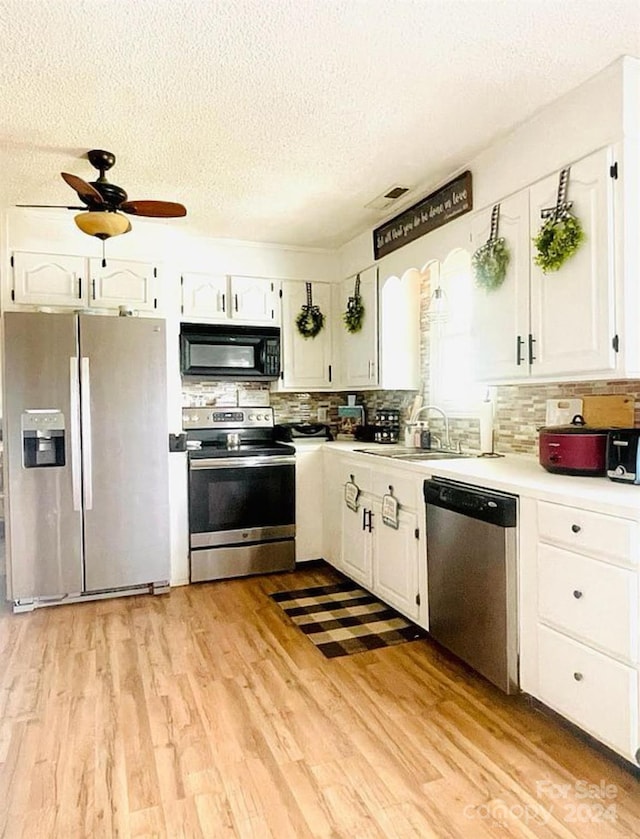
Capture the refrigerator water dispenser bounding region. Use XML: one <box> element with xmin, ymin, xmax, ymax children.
<box><xmin>22</xmin><ymin>410</ymin><xmax>66</xmax><ymax>468</ymax></box>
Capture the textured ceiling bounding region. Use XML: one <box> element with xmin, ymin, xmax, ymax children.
<box><xmin>1</xmin><ymin>0</ymin><xmax>639</xmax><ymax>249</ymax></box>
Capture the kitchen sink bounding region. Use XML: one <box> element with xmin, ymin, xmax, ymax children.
<box><xmin>354</xmin><ymin>447</ymin><xmax>473</xmax><ymax>460</ymax></box>
<box><xmin>392</xmin><ymin>451</ymin><xmax>474</xmax><ymax>460</ymax></box>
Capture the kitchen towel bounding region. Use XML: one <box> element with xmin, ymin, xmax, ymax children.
<box><xmin>270</xmin><ymin>581</ymin><xmax>425</xmax><ymax>658</ymax></box>
<box><xmin>479</xmin><ymin>400</ymin><xmax>494</xmax><ymax>454</ymax></box>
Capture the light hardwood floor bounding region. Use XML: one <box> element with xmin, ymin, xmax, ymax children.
<box><xmin>1</xmin><ymin>563</ymin><xmax>639</xmax><ymax>838</ymax></box>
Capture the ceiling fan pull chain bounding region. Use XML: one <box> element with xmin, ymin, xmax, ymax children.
<box><xmin>102</xmin><ymin>240</ymin><xmax>107</xmax><ymax>268</ymax></box>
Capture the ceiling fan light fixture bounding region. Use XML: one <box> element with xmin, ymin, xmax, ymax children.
<box><xmin>74</xmin><ymin>211</ymin><xmax>132</xmax><ymax>240</ymax></box>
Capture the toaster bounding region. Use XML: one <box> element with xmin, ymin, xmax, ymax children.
<box><xmin>606</xmin><ymin>429</ymin><xmax>640</xmax><ymax>484</ymax></box>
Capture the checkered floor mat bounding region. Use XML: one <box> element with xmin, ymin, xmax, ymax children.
<box><xmin>270</xmin><ymin>581</ymin><xmax>426</xmax><ymax>658</ymax></box>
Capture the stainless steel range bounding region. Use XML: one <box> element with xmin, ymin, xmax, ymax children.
<box><xmin>183</xmin><ymin>407</ymin><xmax>296</xmax><ymax>582</ymax></box>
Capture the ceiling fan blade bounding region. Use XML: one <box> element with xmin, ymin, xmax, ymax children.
<box><xmin>16</xmin><ymin>204</ymin><xmax>86</xmax><ymax>209</ymax></box>
<box><xmin>61</xmin><ymin>172</ymin><xmax>105</xmax><ymax>205</ymax></box>
<box><xmin>120</xmin><ymin>200</ymin><xmax>187</xmax><ymax>218</ymax></box>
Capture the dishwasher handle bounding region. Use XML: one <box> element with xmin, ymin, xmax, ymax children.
<box><xmin>424</xmin><ymin>478</ymin><xmax>517</xmax><ymax>527</ymax></box>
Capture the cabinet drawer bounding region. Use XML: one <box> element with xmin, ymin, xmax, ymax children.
<box><xmin>538</xmin><ymin>544</ymin><xmax>638</xmax><ymax>662</ymax></box>
<box><xmin>537</xmin><ymin>625</ymin><xmax>638</xmax><ymax>758</ymax></box>
<box><xmin>371</xmin><ymin>470</ymin><xmax>418</xmax><ymax>510</ymax></box>
<box><xmin>338</xmin><ymin>462</ymin><xmax>371</xmax><ymax>496</ymax></box>
<box><xmin>537</xmin><ymin>501</ymin><xmax>637</xmax><ymax>567</ymax></box>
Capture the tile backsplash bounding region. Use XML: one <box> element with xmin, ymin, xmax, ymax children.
<box><xmin>181</xmin><ymin>379</ymin><xmax>640</xmax><ymax>455</ymax></box>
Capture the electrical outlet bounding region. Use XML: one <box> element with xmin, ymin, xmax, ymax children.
<box><xmin>317</xmin><ymin>406</ymin><xmax>329</xmax><ymax>422</ymax></box>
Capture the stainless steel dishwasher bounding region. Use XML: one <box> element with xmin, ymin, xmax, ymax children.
<box><xmin>424</xmin><ymin>478</ymin><xmax>519</xmax><ymax>694</ymax></box>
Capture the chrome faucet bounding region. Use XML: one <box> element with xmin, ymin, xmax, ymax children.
<box><xmin>412</xmin><ymin>405</ymin><xmax>452</xmax><ymax>451</ymax></box>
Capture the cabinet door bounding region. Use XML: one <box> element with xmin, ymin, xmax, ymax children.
<box><xmin>529</xmin><ymin>148</ymin><xmax>616</xmax><ymax>377</ymax></box>
<box><xmin>339</xmin><ymin>266</ymin><xmax>378</xmax><ymax>387</ymax></box>
<box><xmin>182</xmin><ymin>273</ymin><xmax>228</xmax><ymax>320</ymax></box>
<box><xmin>89</xmin><ymin>259</ymin><xmax>158</xmax><ymax>312</ymax></box>
<box><xmin>470</xmin><ymin>192</ymin><xmax>531</xmax><ymax>381</ymax></box>
<box><xmin>281</xmin><ymin>280</ymin><xmax>333</xmax><ymax>389</ymax></box>
<box><xmin>372</xmin><ymin>505</ymin><xmax>420</xmax><ymax>620</ymax></box>
<box><xmin>230</xmin><ymin>276</ymin><xmax>279</xmax><ymax>324</ymax></box>
<box><xmin>378</xmin><ymin>269</ymin><xmax>421</xmax><ymax>389</ymax></box>
<box><xmin>322</xmin><ymin>452</ymin><xmax>344</xmax><ymax>570</ymax></box>
<box><xmin>12</xmin><ymin>251</ymin><xmax>84</xmax><ymax>307</ymax></box>
<box><xmin>341</xmin><ymin>502</ymin><xmax>372</xmax><ymax>588</ymax></box>
<box><xmin>295</xmin><ymin>447</ymin><xmax>324</xmax><ymax>562</ymax></box>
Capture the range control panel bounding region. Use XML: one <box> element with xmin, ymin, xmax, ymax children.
<box><xmin>182</xmin><ymin>407</ymin><xmax>274</xmax><ymax>430</ymax></box>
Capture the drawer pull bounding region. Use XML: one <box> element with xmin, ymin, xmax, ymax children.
<box><xmin>573</xmin><ymin>590</ymin><xmax>583</xmax><ymax>599</ymax></box>
<box><xmin>571</xmin><ymin>524</ymin><xmax>581</xmax><ymax>533</ymax></box>
<box><xmin>573</xmin><ymin>671</ymin><xmax>584</xmax><ymax>682</ymax></box>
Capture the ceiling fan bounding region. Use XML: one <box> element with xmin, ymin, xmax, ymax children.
<box><xmin>18</xmin><ymin>149</ymin><xmax>187</xmax><ymax>262</ymax></box>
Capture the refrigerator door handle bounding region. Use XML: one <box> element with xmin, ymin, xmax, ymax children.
<box><xmin>80</xmin><ymin>356</ymin><xmax>94</xmax><ymax>510</ymax></box>
<box><xmin>69</xmin><ymin>357</ymin><xmax>82</xmax><ymax>511</ymax></box>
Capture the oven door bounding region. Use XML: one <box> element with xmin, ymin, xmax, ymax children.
<box><xmin>189</xmin><ymin>455</ymin><xmax>295</xmax><ymax>548</ymax></box>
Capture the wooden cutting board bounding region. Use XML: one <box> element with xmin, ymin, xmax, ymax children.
<box><xmin>582</xmin><ymin>395</ymin><xmax>635</xmax><ymax>428</ymax></box>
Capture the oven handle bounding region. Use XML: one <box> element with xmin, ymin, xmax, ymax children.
<box><xmin>189</xmin><ymin>455</ymin><xmax>296</xmax><ymax>469</ymax></box>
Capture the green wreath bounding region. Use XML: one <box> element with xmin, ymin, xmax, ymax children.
<box><xmin>296</xmin><ymin>305</ymin><xmax>324</xmax><ymax>338</ymax></box>
<box><xmin>343</xmin><ymin>294</ymin><xmax>365</xmax><ymax>333</ymax></box>
<box><xmin>533</xmin><ymin>212</ymin><xmax>584</xmax><ymax>273</ymax></box>
<box><xmin>472</xmin><ymin>237</ymin><xmax>510</xmax><ymax>291</ymax></box>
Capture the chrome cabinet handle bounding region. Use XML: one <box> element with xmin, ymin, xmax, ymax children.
<box><xmin>69</xmin><ymin>357</ymin><xmax>82</xmax><ymax>511</ymax></box>
<box><xmin>571</xmin><ymin>524</ymin><xmax>581</xmax><ymax>533</ymax></box>
<box><xmin>189</xmin><ymin>455</ymin><xmax>295</xmax><ymax>469</ymax></box>
<box><xmin>80</xmin><ymin>357</ymin><xmax>93</xmax><ymax>510</ymax></box>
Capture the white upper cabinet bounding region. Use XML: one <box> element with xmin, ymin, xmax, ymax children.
<box><xmin>470</xmin><ymin>191</ymin><xmax>531</xmax><ymax>382</ymax></box>
<box><xmin>470</xmin><ymin>147</ymin><xmax>617</xmax><ymax>383</ymax></box>
<box><xmin>529</xmin><ymin>148</ymin><xmax>616</xmax><ymax>378</ymax></box>
<box><xmin>181</xmin><ymin>273</ymin><xmax>279</xmax><ymax>324</ymax></box>
<box><xmin>231</xmin><ymin>276</ymin><xmax>279</xmax><ymax>324</ymax></box>
<box><xmin>89</xmin><ymin>258</ymin><xmax>158</xmax><ymax>312</ymax></box>
<box><xmin>12</xmin><ymin>252</ymin><xmax>159</xmax><ymax>312</ymax></box>
<box><xmin>378</xmin><ymin>269</ymin><xmax>421</xmax><ymax>390</ymax></box>
<box><xmin>181</xmin><ymin>273</ymin><xmax>227</xmax><ymax>319</ymax></box>
<box><xmin>280</xmin><ymin>280</ymin><xmax>333</xmax><ymax>389</ymax></box>
<box><xmin>335</xmin><ymin>266</ymin><xmax>379</xmax><ymax>388</ymax></box>
<box><xmin>12</xmin><ymin>252</ymin><xmax>84</xmax><ymax>307</ymax></box>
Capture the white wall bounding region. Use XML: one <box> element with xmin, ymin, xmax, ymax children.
<box><xmin>338</xmin><ymin>56</ymin><xmax>636</xmax><ymax>283</ymax></box>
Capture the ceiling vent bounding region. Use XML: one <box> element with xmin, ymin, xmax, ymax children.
<box><xmin>365</xmin><ymin>185</ymin><xmax>411</xmax><ymax>211</ymax></box>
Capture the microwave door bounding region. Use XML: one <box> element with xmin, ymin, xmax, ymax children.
<box><xmin>180</xmin><ymin>325</ymin><xmax>280</xmax><ymax>379</ymax></box>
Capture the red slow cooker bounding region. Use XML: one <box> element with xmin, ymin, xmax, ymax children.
<box><xmin>539</xmin><ymin>415</ymin><xmax>609</xmax><ymax>476</ymax></box>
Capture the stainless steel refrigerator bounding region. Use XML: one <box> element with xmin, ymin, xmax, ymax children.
<box><xmin>3</xmin><ymin>312</ymin><xmax>170</xmax><ymax>609</ymax></box>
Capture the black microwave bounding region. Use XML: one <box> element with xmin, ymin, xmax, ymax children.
<box><xmin>180</xmin><ymin>323</ymin><xmax>281</xmax><ymax>380</ymax></box>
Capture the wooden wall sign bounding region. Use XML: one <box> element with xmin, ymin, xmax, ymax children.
<box><xmin>373</xmin><ymin>171</ymin><xmax>473</xmax><ymax>260</ymax></box>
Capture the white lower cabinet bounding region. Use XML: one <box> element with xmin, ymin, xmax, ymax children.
<box><xmin>294</xmin><ymin>445</ymin><xmax>324</xmax><ymax>562</ymax></box>
<box><xmin>520</xmin><ymin>495</ymin><xmax>640</xmax><ymax>766</ymax></box>
<box><xmin>537</xmin><ymin>626</ymin><xmax>637</xmax><ymax>758</ymax></box>
<box><xmin>371</xmin><ymin>502</ymin><xmax>419</xmax><ymax>620</ymax></box>
<box><xmin>341</xmin><ymin>502</ymin><xmax>373</xmax><ymax>588</ymax></box>
<box><xmin>323</xmin><ymin>452</ymin><xmax>423</xmax><ymax>623</ymax></box>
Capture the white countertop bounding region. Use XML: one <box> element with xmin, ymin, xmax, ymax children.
<box><xmin>321</xmin><ymin>441</ymin><xmax>640</xmax><ymax>517</ymax></box>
